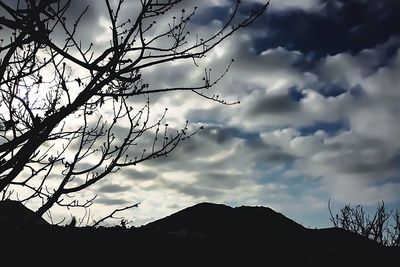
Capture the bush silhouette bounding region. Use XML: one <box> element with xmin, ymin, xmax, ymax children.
<box><xmin>329</xmin><ymin>200</ymin><xmax>400</xmax><ymax>246</ymax></box>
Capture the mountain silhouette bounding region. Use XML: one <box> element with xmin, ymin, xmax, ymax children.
<box><xmin>142</xmin><ymin>202</ymin><xmax>393</xmax><ymax>265</ymax></box>
<box><xmin>0</xmin><ymin>200</ymin><xmax>48</xmax><ymax>226</ymax></box>
<box><xmin>0</xmin><ymin>202</ymin><xmax>397</xmax><ymax>265</ymax></box>
<box><xmin>145</xmin><ymin>202</ymin><xmax>305</xmax><ymax>237</ymax></box>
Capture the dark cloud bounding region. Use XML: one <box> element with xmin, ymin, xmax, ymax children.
<box><xmin>98</xmin><ymin>184</ymin><xmax>130</xmax><ymax>193</ymax></box>
<box><xmin>338</xmin><ymin>152</ymin><xmax>400</xmax><ymax>177</ymax></box>
<box><xmin>250</xmin><ymin>0</ymin><xmax>400</xmax><ymax>58</ymax></box>
<box><xmin>66</xmin><ymin>0</ymin><xmax>100</xmax><ymax>21</ymax></box>
<box><xmin>120</xmin><ymin>168</ymin><xmax>158</xmax><ymax>181</ymax></box>
<box><xmin>44</xmin><ymin>0</ymin><xmax>106</xmax><ymax>48</ymax></box>
<box><xmin>243</xmin><ymin>136</ymin><xmax>268</xmax><ymax>151</ymax></box>
<box><xmin>190</xmin><ymin>0</ymin><xmax>267</xmax><ymax>26</ymax></box>
<box><xmin>201</xmin><ymin>126</ymin><xmax>259</xmax><ymax>144</ymax></box>
<box><xmin>259</xmin><ymin>147</ymin><xmax>296</xmax><ymax>163</ymax></box>
<box><xmin>248</xmin><ymin>93</ymin><xmax>300</xmax><ymax>115</ymax></box>
<box><xmin>204</xmin><ymin>127</ymin><xmax>234</xmax><ymax>144</ymax></box>
<box><xmin>196</xmin><ymin>172</ymin><xmax>242</xmax><ymax>189</ymax></box>
<box><xmin>96</xmin><ymin>198</ymin><xmax>129</xmax><ymax>206</ymax></box>
<box><xmin>158</xmin><ymin>171</ymin><xmax>245</xmax><ymax>199</ymax></box>
<box><xmin>324</xmin><ymin>135</ymin><xmax>388</xmax><ymax>153</ymax></box>
<box><xmin>191</xmin><ymin>6</ymin><xmax>231</xmax><ymax>25</ymax></box>
<box><xmin>140</xmin><ymin>124</ymin><xmax>247</xmax><ymax>168</ymax></box>
<box><xmin>178</xmin><ymin>186</ymin><xmax>222</xmax><ymax>198</ymax></box>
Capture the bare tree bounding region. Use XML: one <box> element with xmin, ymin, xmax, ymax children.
<box><xmin>329</xmin><ymin>200</ymin><xmax>400</xmax><ymax>247</ymax></box>
<box><xmin>0</xmin><ymin>0</ymin><xmax>269</xmax><ymax>222</ymax></box>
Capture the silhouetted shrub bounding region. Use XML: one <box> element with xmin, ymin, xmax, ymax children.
<box><xmin>329</xmin><ymin>200</ymin><xmax>400</xmax><ymax>246</ymax></box>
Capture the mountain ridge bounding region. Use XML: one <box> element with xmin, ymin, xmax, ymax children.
<box><xmin>0</xmin><ymin>201</ymin><xmax>397</xmax><ymax>265</ymax></box>
<box><xmin>0</xmin><ymin>199</ymin><xmax>49</xmax><ymax>226</ymax></box>
<box><xmin>138</xmin><ymin>202</ymin><xmax>394</xmax><ymax>265</ymax></box>
<box><xmin>144</xmin><ymin>202</ymin><xmax>306</xmax><ymax>235</ymax></box>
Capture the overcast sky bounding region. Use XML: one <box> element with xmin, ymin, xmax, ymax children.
<box><xmin>26</xmin><ymin>0</ymin><xmax>400</xmax><ymax>228</ymax></box>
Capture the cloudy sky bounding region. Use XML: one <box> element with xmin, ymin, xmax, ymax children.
<box><xmin>6</xmin><ymin>0</ymin><xmax>399</xmax><ymax>228</ymax></box>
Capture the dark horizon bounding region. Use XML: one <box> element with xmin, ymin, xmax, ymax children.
<box><xmin>1</xmin><ymin>200</ymin><xmax>398</xmax><ymax>266</ymax></box>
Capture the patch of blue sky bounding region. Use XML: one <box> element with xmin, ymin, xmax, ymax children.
<box><xmin>298</xmin><ymin>119</ymin><xmax>350</xmax><ymax>137</ymax></box>
<box><xmin>288</xmin><ymin>87</ymin><xmax>305</xmax><ymax>102</ymax></box>
<box><xmin>318</xmin><ymin>84</ymin><xmax>347</xmax><ymax>98</ymax></box>
<box><xmin>228</xmin><ymin>127</ymin><xmax>259</xmax><ymax>141</ymax></box>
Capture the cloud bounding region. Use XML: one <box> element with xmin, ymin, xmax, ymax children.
<box><xmin>98</xmin><ymin>184</ymin><xmax>131</xmax><ymax>193</ymax></box>
<box><xmin>5</xmin><ymin>0</ymin><xmax>399</xmax><ymax>228</ymax></box>
<box><xmin>249</xmin><ymin>0</ymin><xmax>400</xmax><ymax>58</ymax></box>
<box><xmin>120</xmin><ymin>169</ymin><xmax>159</xmax><ymax>181</ymax></box>
<box><xmin>124</xmin><ymin>3</ymin><xmax>399</xmax><ymax>227</ymax></box>
<box><xmin>269</xmin><ymin>0</ymin><xmax>323</xmax><ymax>12</ymax></box>
<box><xmin>248</xmin><ymin>90</ymin><xmax>300</xmax><ymax>115</ymax></box>
<box><xmin>96</xmin><ymin>197</ymin><xmax>130</xmax><ymax>206</ymax></box>
<box><xmin>104</xmin><ymin>1</ymin><xmax>400</xmax><ymax>228</ymax></box>
<box><xmin>126</xmin><ymin>25</ymin><xmax>400</xmax><ymax>220</ymax></box>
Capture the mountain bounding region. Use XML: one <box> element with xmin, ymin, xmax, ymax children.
<box><xmin>144</xmin><ymin>202</ymin><xmax>305</xmax><ymax>238</ymax></box>
<box><xmin>0</xmin><ymin>202</ymin><xmax>397</xmax><ymax>266</ymax></box>
<box><xmin>142</xmin><ymin>202</ymin><xmax>392</xmax><ymax>265</ymax></box>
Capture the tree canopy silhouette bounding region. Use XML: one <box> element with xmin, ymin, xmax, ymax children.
<box><xmin>0</xmin><ymin>0</ymin><xmax>269</xmax><ymax>222</ymax></box>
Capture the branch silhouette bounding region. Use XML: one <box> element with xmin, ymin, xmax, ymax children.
<box><xmin>0</xmin><ymin>0</ymin><xmax>269</xmax><ymax>223</ymax></box>
<box><xmin>92</xmin><ymin>202</ymin><xmax>140</xmax><ymax>228</ymax></box>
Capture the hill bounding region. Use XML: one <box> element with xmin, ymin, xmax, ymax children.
<box><xmin>0</xmin><ymin>201</ymin><xmax>397</xmax><ymax>265</ymax></box>
<box><xmin>0</xmin><ymin>199</ymin><xmax>49</xmax><ymax>226</ymax></box>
